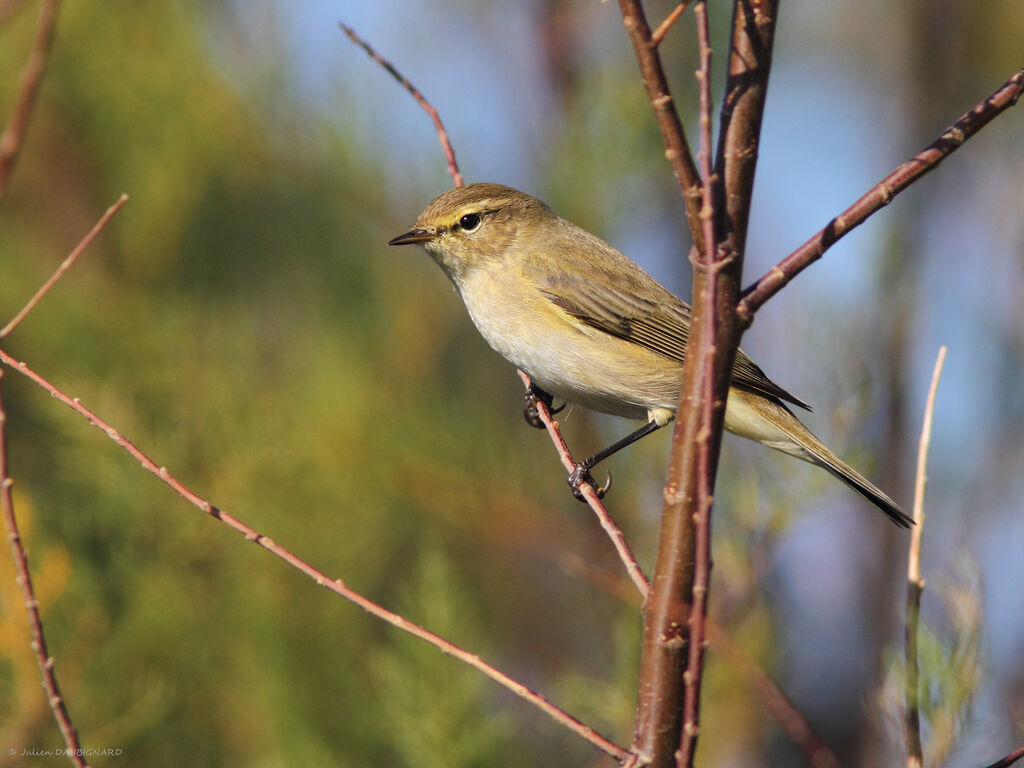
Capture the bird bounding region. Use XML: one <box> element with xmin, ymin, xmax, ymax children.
<box><xmin>388</xmin><ymin>183</ymin><xmax>910</xmax><ymax>528</ymax></box>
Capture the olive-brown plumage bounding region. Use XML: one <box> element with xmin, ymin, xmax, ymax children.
<box><xmin>389</xmin><ymin>183</ymin><xmax>910</xmax><ymax>527</ymax></box>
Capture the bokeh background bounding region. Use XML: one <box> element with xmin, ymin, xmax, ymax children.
<box><xmin>1</xmin><ymin>1</ymin><xmax>1022</xmax><ymax>766</ymax></box>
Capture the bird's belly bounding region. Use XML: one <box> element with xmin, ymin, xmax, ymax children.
<box><xmin>459</xmin><ymin>279</ymin><xmax>679</xmax><ymax>422</ymax></box>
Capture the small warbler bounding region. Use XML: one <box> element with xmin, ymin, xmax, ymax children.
<box><xmin>389</xmin><ymin>183</ymin><xmax>910</xmax><ymax>528</ymax></box>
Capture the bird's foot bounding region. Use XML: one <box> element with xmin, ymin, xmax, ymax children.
<box><xmin>567</xmin><ymin>463</ymin><xmax>612</xmax><ymax>501</ymax></box>
<box><xmin>523</xmin><ymin>385</ymin><xmax>564</xmax><ymax>429</ymax></box>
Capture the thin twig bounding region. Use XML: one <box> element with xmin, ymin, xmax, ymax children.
<box><xmin>0</xmin><ymin>0</ymin><xmax>59</xmax><ymax>199</ymax></box>
<box><xmin>984</xmin><ymin>744</ymin><xmax>1024</xmax><ymax>768</ymax></box>
<box><xmin>738</xmin><ymin>68</ymin><xmax>1024</xmax><ymax>324</ymax></box>
<box><xmin>0</xmin><ymin>350</ymin><xmax>631</xmax><ymax>764</ymax></box>
<box><xmin>677</xmin><ymin>3</ymin><xmax>717</xmax><ymax>766</ymax></box>
<box><xmin>650</xmin><ymin>1</ymin><xmax>692</xmax><ymax>47</ymax></box>
<box><xmin>1</xmin><ymin>194</ymin><xmax>129</xmax><ymax>339</ymax></box>
<box><xmin>340</xmin><ymin>22</ymin><xmax>463</xmax><ymax>188</ymax></box>
<box><xmin>905</xmin><ymin>345</ymin><xmax>947</xmax><ymax>768</ymax></box>
<box><xmin>516</xmin><ymin>371</ymin><xmax>650</xmax><ymax>599</ymax></box>
<box><xmin>615</xmin><ymin>0</ymin><xmax>704</xmax><ymax>250</ymax></box>
<box><xmin>0</xmin><ymin>370</ymin><xmax>88</xmax><ymax>767</ymax></box>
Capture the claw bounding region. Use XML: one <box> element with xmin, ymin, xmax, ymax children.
<box><xmin>567</xmin><ymin>464</ymin><xmax>613</xmax><ymax>501</ymax></box>
<box><xmin>524</xmin><ymin>385</ymin><xmax>558</xmax><ymax>429</ymax></box>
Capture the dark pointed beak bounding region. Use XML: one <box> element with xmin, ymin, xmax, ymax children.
<box><xmin>388</xmin><ymin>228</ymin><xmax>436</xmax><ymax>246</ymax></box>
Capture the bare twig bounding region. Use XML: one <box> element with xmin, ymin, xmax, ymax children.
<box><xmin>738</xmin><ymin>68</ymin><xmax>1024</xmax><ymax>324</ymax></box>
<box><xmin>340</xmin><ymin>22</ymin><xmax>463</xmax><ymax>188</ymax></box>
<box><xmin>0</xmin><ymin>370</ymin><xmax>88</xmax><ymax>767</ymax></box>
<box><xmin>905</xmin><ymin>345</ymin><xmax>947</xmax><ymax>768</ymax></box>
<box><xmin>984</xmin><ymin>744</ymin><xmax>1024</xmax><ymax>768</ymax></box>
<box><xmin>0</xmin><ymin>0</ymin><xmax>59</xmax><ymax>199</ymax></box>
<box><xmin>516</xmin><ymin>371</ymin><xmax>650</xmax><ymax>599</ymax></box>
<box><xmin>0</xmin><ymin>350</ymin><xmax>631</xmax><ymax>764</ymax></box>
<box><xmin>650</xmin><ymin>1</ymin><xmax>692</xmax><ymax>47</ymax></box>
<box><xmin>1</xmin><ymin>194</ymin><xmax>128</xmax><ymax>339</ymax></box>
<box><xmin>615</xmin><ymin>0</ymin><xmax>704</xmax><ymax>250</ymax></box>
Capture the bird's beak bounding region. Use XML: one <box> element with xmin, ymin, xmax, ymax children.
<box><xmin>388</xmin><ymin>228</ymin><xmax>436</xmax><ymax>246</ymax></box>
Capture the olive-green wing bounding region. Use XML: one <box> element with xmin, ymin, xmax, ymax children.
<box><xmin>538</xmin><ymin>271</ymin><xmax>811</xmax><ymax>411</ymax></box>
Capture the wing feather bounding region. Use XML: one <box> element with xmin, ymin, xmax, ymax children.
<box><xmin>537</xmin><ymin>270</ymin><xmax>811</xmax><ymax>411</ymax></box>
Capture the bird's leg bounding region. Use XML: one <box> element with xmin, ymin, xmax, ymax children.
<box><xmin>568</xmin><ymin>419</ymin><xmax>664</xmax><ymax>500</ymax></box>
<box><xmin>523</xmin><ymin>383</ymin><xmax>564</xmax><ymax>429</ymax></box>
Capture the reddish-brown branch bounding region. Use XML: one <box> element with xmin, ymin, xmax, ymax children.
<box><xmin>615</xmin><ymin>0</ymin><xmax>704</xmax><ymax>250</ymax></box>
<box><xmin>0</xmin><ymin>350</ymin><xmax>631</xmax><ymax>764</ymax></box>
<box><xmin>738</xmin><ymin>67</ymin><xmax>1024</xmax><ymax>324</ymax></box>
<box><xmin>516</xmin><ymin>371</ymin><xmax>650</xmax><ymax>599</ymax></box>
<box><xmin>0</xmin><ymin>371</ymin><xmax>88</xmax><ymax>767</ymax></box>
<box><xmin>630</xmin><ymin>1</ymin><xmax>780</xmax><ymax>765</ymax></box>
<box><xmin>713</xmin><ymin>0</ymin><xmax>781</xmax><ymax>266</ymax></box>
<box><xmin>341</xmin><ymin>23</ymin><xmax>463</xmax><ymax>188</ymax></box>
<box><xmin>904</xmin><ymin>346</ymin><xmax>947</xmax><ymax>768</ymax></box>
<box><xmin>1</xmin><ymin>195</ymin><xmax>128</xmax><ymax>339</ymax></box>
<box><xmin>676</xmin><ymin>3</ymin><xmax>718</xmax><ymax>765</ymax></box>
<box><xmin>985</xmin><ymin>744</ymin><xmax>1024</xmax><ymax>768</ymax></box>
<box><xmin>0</xmin><ymin>0</ymin><xmax>59</xmax><ymax>199</ymax></box>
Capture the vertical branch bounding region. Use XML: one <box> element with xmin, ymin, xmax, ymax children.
<box><xmin>905</xmin><ymin>346</ymin><xmax>947</xmax><ymax>768</ymax></box>
<box><xmin>676</xmin><ymin>2</ymin><xmax>717</xmax><ymax>766</ymax></box>
<box><xmin>0</xmin><ymin>371</ymin><xmax>88</xmax><ymax>767</ymax></box>
<box><xmin>713</xmin><ymin>0</ymin><xmax>781</xmax><ymax>262</ymax></box>
<box><xmin>629</xmin><ymin>2</ymin><xmax>780</xmax><ymax>765</ymax></box>
<box><xmin>0</xmin><ymin>0</ymin><xmax>59</xmax><ymax>199</ymax></box>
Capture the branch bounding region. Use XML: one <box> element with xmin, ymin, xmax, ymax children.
<box><xmin>985</xmin><ymin>744</ymin><xmax>1024</xmax><ymax>768</ymax></box>
<box><xmin>631</xmin><ymin>2</ymin><xmax>780</xmax><ymax>765</ymax></box>
<box><xmin>340</xmin><ymin>22</ymin><xmax>463</xmax><ymax>188</ymax></box>
<box><xmin>650</xmin><ymin>2</ymin><xmax>692</xmax><ymax>47</ymax></box>
<box><xmin>0</xmin><ymin>0</ymin><xmax>59</xmax><ymax>199</ymax></box>
<box><xmin>0</xmin><ymin>350</ymin><xmax>631</xmax><ymax>764</ymax></box>
<box><xmin>516</xmin><ymin>371</ymin><xmax>650</xmax><ymax>599</ymax></box>
<box><xmin>738</xmin><ymin>68</ymin><xmax>1024</xmax><ymax>324</ymax></box>
<box><xmin>676</xmin><ymin>3</ymin><xmax>718</xmax><ymax>765</ymax></box>
<box><xmin>1</xmin><ymin>194</ymin><xmax>128</xmax><ymax>339</ymax></box>
<box><xmin>713</xmin><ymin>0</ymin><xmax>781</xmax><ymax>267</ymax></box>
<box><xmin>904</xmin><ymin>346</ymin><xmax>947</xmax><ymax>768</ymax></box>
<box><xmin>615</xmin><ymin>0</ymin><xmax>705</xmax><ymax>250</ymax></box>
<box><xmin>0</xmin><ymin>370</ymin><xmax>88</xmax><ymax>767</ymax></box>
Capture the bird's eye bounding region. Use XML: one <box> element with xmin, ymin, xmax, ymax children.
<box><xmin>459</xmin><ymin>213</ymin><xmax>481</xmax><ymax>231</ymax></box>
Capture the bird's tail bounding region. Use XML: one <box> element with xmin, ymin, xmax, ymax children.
<box><xmin>727</xmin><ymin>389</ymin><xmax>913</xmax><ymax>528</ymax></box>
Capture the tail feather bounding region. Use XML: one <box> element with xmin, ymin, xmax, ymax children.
<box><xmin>811</xmin><ymin>451</ymin><xmax>913</xmax><ymax>529</ymax></box>
<box><xmin>726</xmin><ymin>388</ymin><xmax>913</xmax><ymax>528</ymax></box>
